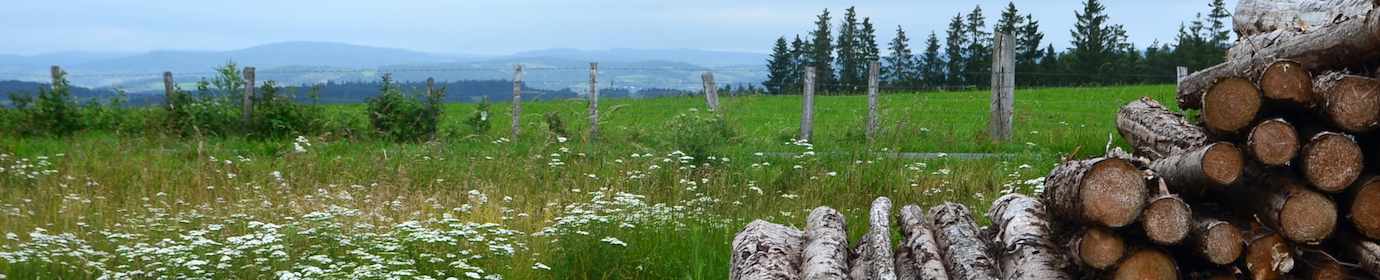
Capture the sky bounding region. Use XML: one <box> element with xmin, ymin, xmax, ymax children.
<box><xmin>0</xmin><ymin>0</ymin><xmax>1233</xmax><ymax>56</ymax></box>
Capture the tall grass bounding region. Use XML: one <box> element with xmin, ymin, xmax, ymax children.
<box><xmin>0</xmin><ymin>85</ymin><xmax>1173</xmax><ymax>279</ymax></box>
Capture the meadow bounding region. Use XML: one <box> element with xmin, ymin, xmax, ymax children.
<box><xmin>0</xmin><ymin>84</ymin><xmax>1174</xmax><ymax>279</ymax></box>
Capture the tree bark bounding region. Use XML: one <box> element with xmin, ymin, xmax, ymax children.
<box><xmin>1227</xmin><ymin>170</ymin><xmax>1338</xmax><ymax>245</ymax></box>
<box><xmin>1067</xmin><ymin>227</ymin><xmax>1125</xmax><ymax>271</ymax></box>
<box><xmin>896</xmin><ymin>204</ymin><xmax>948</xmax><ymax>280</ymax></box>
<box><xmin>1141</xmin><ymin>179</ymin><xmax>1192</xmax><ymax>245</ymax></box>
<box><xmin>1148</xmin><ymin>142</ymin><xmax>1244</xmax><ymax>196</ymax></box>
<box><xmin>1111</xmin><ymin>248</ymin><xmax>1179</xmax><ymax>280</ymax></box>
<box><xmin>1233</xmin><ymin>0</ymin><xmax>1377</xmax><ymax>37</ymax></box>
<box><xmin>1312</xmin><ymin>71</ymin><xmax>1380</xmax><ymax>133</ymax></box>
<box><xmin>984</xmin><ymin>193</ymin><xmax>1074</xmax><ymax>280</ymax></box>
<box><xmin>1116</xmin><ymin>97</ymin><xmax>1209</xmax><ymax>160</ymax></box>
<box><xmin>801</xmin><ymin>206</ymin><xmax>850</xmax><ymax>280</ymax></box>
<box><xmin>1299</xmin><ymin>131</ymin><xmax>1364</xmax><ymax>193</ymax></box>
<box><xmin>1179</xmin><ymin>8</ymin><xmax>1380</xmax><ymax>111</ymax></box>
<box><xmin>731</xmin><ymin>220</ymin><xmax>806</xmax><ymax>280</ymax></box>
<box><xmin>1259</xmin><ymin>60</ymin><xmax>1316</xmax><ymax>106</ymax></box>
<box><xmin>1246</xmin><ymin>118</ymin><xmax>1300</xmax><ymax>166</ymax></box>
<box><xmin>1295</xmin><ymin>247</ymin><xmax>1348</xmax><ymax>280</ymax></box>
<box><xmin>850</xmin><ymin>197</ymin><xmax>897</xmax><ymax>280</ymax></box>
<box><xmin>1242</xmin><ymin>227</ymin><xmax>1294</xmax><ymax>280</ymax></box>
<box><xmin>1203</xmin><ymin>76</ymin><xmax>1264</xmax><ymax>133</ymax></box>
<box><xmin>1335</xmin><ymin>229</ymin><xmax>1380</xmax><ymax>278</ymax></box>
<box><xmin>927</xmin><ymin>202</ymin><xmax>999</xmax><ymax>280</ymax></box>
<box><xmin>1188</xmin><ymin>211</ymin><xmax>1243</xmax><ymax>265</ymax></box>
<box><xmin>1343</xmin><ymin>174</ymin><xmax>1380</xmax><ymax>239</ymax></box>
<box><xmin>1044</xmin><ymin>156</ymin><xmax>1149</xmax><ymax>228</ymax></box>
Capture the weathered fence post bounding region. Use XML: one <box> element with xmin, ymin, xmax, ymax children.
<box><xmin>588</xmin><ymin>62</ymin><xmax>599</xmax><ymax>143</ymax></box>
<box><xmin>990</xmin><ymin>33</ymin><xmax>1016</xmax><ymax>142</ymax></box>
<box><xmin>163</xmin><ymin>72</ymin><xmax>175</xmax><ymax>110</ymax></box>
<box><xmin>242</xmin><ymin>67</ymin><xmax>255</xmax><ymax>134</ymax></box>
<box><xmin>50</xmin><ymin>66</ymin><xmax>61</xmax><ymax>89</ymax></box>
<box><xmin>702</xmin><ymin>72</ymin><xmax>720</xmax><ymax>111</ymax></box>
<box><xmin>426</xmin><ymin>77</ymin><xmax>437</xmax><ymax>142</ymax></box>
<box><xmin>511</xmin><ymin>65</ymin><xmax>523</xmax><ymax>140</ymax></box>
<box><xmin>801</xmin><ymin>66</ymin><xmax>816</xmax><ymax>142</ymax></box>
<box><xmin>866</xmin><ymin>60</ymin><xmax>881</xmax><ymax>139</ymax></box>
<box><xmin>1176</xmin><ymin>66</ymin><xmax>1189</xmax><ymax>86</ymax></box>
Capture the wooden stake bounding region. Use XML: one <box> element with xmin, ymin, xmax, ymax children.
<box><xmin>50</xmin><ymin>66</ymin><xmax>60</xmax><ymax>89</ymax></box>
<box><xmin>511</xmin><ymin>66</ymin><xmax>522</xmax><ymax>140</ymax></box>
<box><xmin>702</xmin><ymin>72</ymin><xmax>719</xmax><ymax>111</ymax></box>
<box><xmin>801</xmin><ymin>66</ymin><xmax>816</xmax><ymax>142</ymax></box>
<box><xmin>242</xmin><ymin>67</ymin><xmax>255</xmax><ymax>134</ymax></box>
<box><xmin>866</xmin><ymin>60</ymin><xmax>881</xmax><ymax>139</ymax></box>
<box><xmin>990</xmin><ymin>32</ymin><xmax>1016</xmax><ymax>142</ymax></box>
<box><xmin>426</xmin><ymin>77</ymin><xmax>437</xmax><ymax>142</ymax></box>
<box><xmin>588</xmin><ymin>62</ymin><xmax>598</xmax><ymax>143</ymax></box>
<box><xmin>1176</xmin><ymin>66</ymin><xmax>1188</xmax><ymax>86</ymax></box>
<box><xmin>163</xmin><ymin>71</ymin><xmax>175</xmax><ymax>111</ymax></box>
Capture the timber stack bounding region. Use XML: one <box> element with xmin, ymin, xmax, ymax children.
<box><xmin>731</xmin><ymin>0</ymin><xmax>1380</xmax><ymax>278</ymax></box>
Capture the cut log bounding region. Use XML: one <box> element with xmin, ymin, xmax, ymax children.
<box><xmin>1111</xmin><ymin>248</ymin><xmax>1179</xmax><ymax>280</ymax></box>
<box><xmin>801</xmin><ymin>206</ymin><xmax>850</xmax><ymax>280</ymax></box>
<box><xmin>1044</xmin><ymin>156</ymin><xmax>1149</xmax><ymax>228</ymax></box>
<box><xmin>1067</xmin><ymin>227</ymin><xmax>1125</xmax><ymax>271</ymax></box>
<box><xmin>1243</xmin><ymin>227</ymin><xmax>1294</xmax><ymax>280</ymax></box>
<box><xmin>985</xmin><ymin>193</ymin><xmax>1074</xmax><ymax>280</ymax></box>
<box><xmin>1188</xmin><ymin>212</ymin><xmax>1243</xmax><ymax>265</ymax></box>
<box><xmin>730</xmin><ymin>220</ymin><xmax>806</xmax><ymax>280</ymax></box>
<box><xmin>1178</xmin><ymin>9</ymin><xmax>1380</xmax><ymax>111</ymax></box>
<box><xmin>1312</xmin><ymin>71</ymin><xmax>1380</xmax><ymax>133</ymax></box>
<box><xmin>1296</xmin><ymin>248</ymin><xmax>1348</xmax><ymax>280</ymax></box>
<box><xmin>1148</xmin><ymin>142</ymin><xmax>1244</xmax><ymax>196</ymax></box>
<box><xmin>1185</xmin><ymin>270</ymin><xmax>1241</xmax><ymax>280</ymax></box>
<box><xmin>1246</xmin><ymin>118</ymin><xmax>1300</xmax><ymax>166</ymax></box>
<box><xmin>1259</xmin><ymin>60</ymin><xmax>1315</xmax><ymax>106</ymax></box>
<box><xmin>1233</xmin><ymin>0</ymin><xmax>1376</xmax><ymax>37</ymax></box>
<box><xmin>1299</xmin><ymin>131</ymin><xmax>1364</xmax><ymax>193</ymax></box>
<box><xmin>1335</xmin><ymin>230</ymin><xmax>1380</xmax><ymax>278</ymax></box>
<box><xmin>1202</xmin><ymin>76</ymin><xmax>1263</xmax><ymax>133</ymax></box>
<box><xmin>1142</xmin><ymin>179</ymin><xmax>1192</xmax><ymax>245</ymax></box>
<box><xmin>927</xmin><ymin>202</ymin><xmax>999</xmax><ymax>280</ymax></box>
<box><xmin>1228</xmin><ymin>171</ymin><xmax>1338</xmax><ymax>244</ymax></box>
<box><xmin>1116</xmin><ymin>97</ymin><xmax>1209</xmax><ymax>160</ymax></box>
<box><xmin>849</xmin><ymin>197</ymin><xmax>896</xmax><ymax>280</ymax></box>
<box><xmin>1343</xmin><ymin>175</ymin><xmax>1380</xmax><ymax>239</ymax></box>
<box><xmin>896</xmin><ymin>204</ymin><xmax>949</xmax><ymax>280</ymax></box>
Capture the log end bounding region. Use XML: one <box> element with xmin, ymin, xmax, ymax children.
<box><xmin>1245</xmin><ymin>233</ymin><xmax>1293</xmax><ymax>280</ymax></box>
<box><xmin>1203</xmin><ymin>76</ymin><xmax>1262</xmax><ymax>133</ymax></box>
<box><xmin>1302</xmin><ymin>132</ymin><xmax>1363</xmax><ymax>193</ymax></box>
<box><xmin>1083</xmin><ymin>159</ymin><xmax>1149</xmax><ymax>228</ymax></box>
<box><xmin>1322</xmin><ymin>75</ymin><xmax>1380</xmax><ymax>133</ymax></box>
<box><xmin>1247</xmin><ymin>118</ymin><xmax>1299</xmax><ymax>166</ymax></box>
<box><xmin>1309</xmin><ymin>261</ymin><xmax>1346</xmax><ymax>280</ymax></box>
<box><xmin>1203</xmin><ymin>143</ymin><xmax>1245</xmax><ymax>185</ymax></box>
<box><xmin>1112</xmin><ymin>248</ymin><xmax>1178</xmax><ymax>280</ymax></box>
<box><xmin>1078</xmin><ymin>227</ymin><xmax>1126</xmax><ymax>270</ymax></box>
<box><xmin>1280</xmin><ymin>188</ymin><xmax>1337</xmax><ymax>244</ymax></box>
<box><xmin>1259</xmin><ymin>60</ymin><xmax>1312</xmax><ymax>104</ymax></box>
<box><xmin>1143</xmin><ymin>195</ymin><xmax>1191</xmax><ymax>245</ymax></box>
<box><xmin>1353</xmin><ymin>181</ymin><xmax>1380</xmax><ymax>240</ymax></box>
<box><xmin>1201</xmin><ymin>222</ymin><xmax>1244</xmax><ymax>265</ymax></box>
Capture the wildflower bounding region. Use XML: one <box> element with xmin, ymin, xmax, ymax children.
<box><xmin>436</xmin><ymin>179</ymin><xmax>445</xmax><ymax>183</ymax></box>
<box><xmin>827</xmin><ymin>171</ymin><xmax>838</xmax><ymax>177</ymax></box>
<box><xmin>792</xmin><ymin>165</ymin><xmax>803</xmax><ymax>169</ymax></box>
<box><xmin>557</xmin><ymin>136</ymin><xmax>568</xmax><ymax>143</ymax></box>
<box><xmin>293</xmin><ymin>143</ymin><xmax>307</xmax><ymax>153</ymax></box>
<box><xmin>532</xmin><ymin>263</ymin><xmax>551</xmax><ymax>270</ymax></box>
<box><xmin>1018</xmin><ymin>164</ymin><xmax>1032</xmax><ymax>169</ymax></box>
<box><xmin>755</xmin><ymin>152</ymin><xmax>764</xmax><ymax>156</ymax></box>
<box><xmin>586</xmin><ymin>174</ymin><xmax>598</xmax><ymax>179</ymax></box>
<box><xmin>601</xmin><ymin>237</ymin><xmax>628</xmax><ymax>246</ymax></box>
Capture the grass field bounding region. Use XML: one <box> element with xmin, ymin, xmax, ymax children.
<box><xmin>0</xmin><ymin>84</ymin><xmax>1174</xmax><ymax>279</ymax></box>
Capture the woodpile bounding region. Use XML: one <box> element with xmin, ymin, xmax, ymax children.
<box><xmin>730</xmin><ymin>0</ymin><xmax>1380</xmax><ymax>278</ymax></box>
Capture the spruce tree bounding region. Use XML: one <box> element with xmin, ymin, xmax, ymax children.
<box><xmin>859</xmin><ymin>18</ymin><xmax>880</xmax><ymax>84</ymax></box>
<box><xmin>944</xmin><ymin>14</ymin><xmax>968</xmax><ymax>88</ymax></box>
<box><xmin>1066</xmin><ymin>0</ymin><xmax>1128</xmax><ymax>85</ymax></box>
<box><xmin>964</xmin><ymin>5</ymin><xmax>991</xmax><ymax>88</ymax></box>
<box><xmin>1207</xmin><ymin>0</ymin><xmax>1231</xmax><ymax>49</ymax></box>
<box><xmin>808</xmin><ymin>9</ymin><xmax>836</xmax><ymax>93</ymax></box>
<box><xmin>765</xmin><ymin>36</ymin><xmax>795</xmax><ymax>95</ymax></box>
<box><xmin>995</xmin><ymin>3</ymin><xmax>1022</xmax><ymax>37</ymax></box>
<box><xmin>921</xmin><ymin>31</ymin><xmax>946</xmax><ymax>88</ymax></box>
<box><xmin>790</xmin><ymin>35</ymin><xmax>808</xmax><ymax>91</ymax></box>
<box><xmin>884</xmin><ymin>25</ymin><xmax>915</xmax><ymax>87</ymax></box>
<box><xmin>1016</xmin><ymin>15</ymin><xmax>1045</xmax><ymax>73</ymax></box>
<box><xmin>836</xmin><ymin>7</ymin><xmax>862</xmax><ymax>93</ymax></box>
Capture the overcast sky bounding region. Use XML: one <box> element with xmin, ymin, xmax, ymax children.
<box><xmin>0</xmin><ymin>0</ymin><xmax>1233</xmax><ymax>56</ymax></box>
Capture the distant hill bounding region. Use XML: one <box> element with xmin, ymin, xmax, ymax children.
<box><xmin>510</xmin><ymin>48</ymin><xmax>767</xmax><ymax>68</ymax></box>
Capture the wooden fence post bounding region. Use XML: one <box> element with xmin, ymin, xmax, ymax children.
<box><xmin>1176</xmin><ymin>66</ymin><xmax>1189</xmax><ymax>86</ymax></box>
<box><xmin>801</xmin><ymin>66</ymin><xmax>816</xmax><ymax>142</ymax></box>
<box><xmin>242</xmin><ymin>67</ymin><xmax>255</xmax><ymax>134</ymax></box>
<box><xmin>702</xmin><ymin>72</ymin><xmax>720</xmax><ymax>111</ymax></box>
<box><xmin>50</xmin><ymin>66</ymin><xmax>61</xmax><ymax>89</ymax></box>
<box><xmin>990</xmin><ymin>33</ymin><xmax>1016</xmax><ymax>142</ymax></box>
<box><xmin>426</xmin><ymin>77</ymin><xmax>437</xmax><ymax>142</ymax></box>
<box><xmin>866</xmin><ymin>60</ymin><xmax>881</xmax><ymax>139</ymax></box>
<box><xmin>588</xmin><ymin>62</ymin><xmax>599</xmax><ymax>143</ymax></box>
<box><xmin>511</xmin><ymin>65</ymin><xmax>523</xmax><ymax>140</ymax></box>
<box><xmin>163</xmin><ymin>72</ymin><xmax>175</xmax><ymax>110</ymax></box>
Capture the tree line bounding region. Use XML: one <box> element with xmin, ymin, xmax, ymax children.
<box><xmin>763</xmin><ymin>0</ymin><xmax>1232</xmax><ymax>94</ymax></box>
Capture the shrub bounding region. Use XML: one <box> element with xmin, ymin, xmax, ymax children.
<box><xmin>4</xmin><ymin>71</ymin><xmax>83</xmax><ymax>136</ymax></box>
<box><xmin>248</xmin><ymin>82</ymin><xmax>326</xmax><ymax>139</ymax></box>
<box><xmin>545</xmin><ymin>111</ymin><xmax>568</xmax><ymax>138</ymax></box>
<box><xmin>464</xmin><ymin>97</ymin><xmax>492</xmax><ymax>135</ymax></box>
<box><xmin>364</xmin><ymin>74</ymin><xmax>443</xmax><ymax>142</ymax></box>
<box><xmin>664</xmin><ymin>110</ymin><xmax>737</xmax><ymax>163</ymax></box>
<box><xmin>167</xmin><ymin>62</ymin><xmax>247</xmax><ymax>137</ymax></box>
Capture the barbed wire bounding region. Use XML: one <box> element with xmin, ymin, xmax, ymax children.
<box><xmin>0</xmin><ymin>66</ymin><xmax>1180</xmax><ymax>79</ymax></box>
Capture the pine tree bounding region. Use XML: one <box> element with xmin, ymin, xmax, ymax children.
<box><xmin>964</xmin><ymin>6</ymin><xmax>992</xmax><ymax>88</ymax></box>
<box><xmin>1207</xmin><ymin>0</ymin><xmax>1231</xmax><ymax>49</ymax></box>
<box><xmin>995</xmin><ymin>3</ymin><xmax>1022</xmax><ymax>37</ymax></box>
<box><xmin>1016</xmin><ymin>15</ymin><xmax>1045</xmax><ymax>72</ymax></box>
<box><xmin>944</xmin><ymin>14</ymin><xmax>968</xmax><ymax>88</ymax></box>
<box><xmin>808</xmin><ymin>9</ymin><xmax>836</xmax><ymax>93</ymax></box>
<box><xmin>884</xmin><ymin>25</ymin><xmax>915</xmax><ymax>87</ymax></box>
<box><xmin>790</xmin><ymin>35</ymin><xmax>808</xmax><ymax>91</ymax></box>
<box><xmin>765</xmin><ymin>36</ymin><xmax>795</xmax><ymax>95</ymax></box>
<box><xmin>1066</xmin><ymin>0</ymin><xmax>1128</xmax><ymax>85</ymax></box>
<box><xmin>859</xmin><ymin>17</ymin><xmax>881</xmax><ymax>84</ymax></box>
<box><xmin>921</xmin><ymin>31</ymin><xmax>946</xmax><ymax>88</ymax></box>
<box><xmin>836</xmin><ymin>7</ymin><xmax>862</xmax><ymax>93</ymax></box>
<box><xmin>1173</xmin><ymin>15</ymin><xmax>1213</xmax><ymax>72</ymax></box>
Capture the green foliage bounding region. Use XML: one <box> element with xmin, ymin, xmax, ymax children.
<box><xmin>364</xmin><ymin>74</ymin><xmax>443</xmax><ymax>142</ymax></box>
<box><xmin>764</xmin><ymin>37</ymin><xmax>795</xmax><ymax>95</ymax></box>
<box><xmin>248</xmin><ymin>82</ymin><xmax>327</xmax><ymax>139</ymax></box>
<box><xmin>166</xmin><ymin>62</ymin><xmax>248</xmax><ymax>137</ymax></box>
<box><xmin>663</xmin><ymin>110</ymin><xmax>737</xmax><ymax>164</ymax></box>
<box><xmin>4</xmin><ymin>71</ymin><xmax>84</xmax><ymax>137</ymax></box>
<box><xmin>545</xmin><ymin>111</ymin><xmax>568</xmax><ymax>138</ymax></box>
<box><xmin>464</xmin><ymin>97</ymin><xmax>492</xmax><ymax>135</ymax></box>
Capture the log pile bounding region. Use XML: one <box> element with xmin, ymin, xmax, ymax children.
<box><xmin>730</xmin><ymin>0</ymin><xmax>1380</xmax><ymax>278</ymax></box>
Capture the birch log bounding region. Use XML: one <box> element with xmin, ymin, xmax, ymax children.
<box><xmin>1233</xmin><ymin>0</ymin><xmax>1376</xmax><ymax>37</ymax></box>
<box><xmin>851</xmin><ymin>197</ymin><xmax>897</xmax><ymax>280</ymax></box>
<box><xmin>985</xmin><ymin>194</ymin><xmax>1073</xmax><ymax>280</ymax></box>
<box><xmin>730</xmin><ymin>220</ymin><xmax>806</xmax><ymax>280</ymax></box>
<box><xmin>801</xmin><ymin>206</ymin><xmax>850</xmax><ymax>280</ymax></box>
<box><xmin>896</xmin><ymin>204</ymin><xmax>948</xmax><ymax>280</ymax></box>
<box><xmin>1115</xmin><ymin>97</ymin><xmax>1209</xmax><ymax>160</ymax></box>
<box><xmin>927</xmin><ymin>202</ymin><xmax>999</xmax><ymax>280</ymax></box>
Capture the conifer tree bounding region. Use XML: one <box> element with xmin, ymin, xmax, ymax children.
<box><xmin>943</xmin><ymin>14</ymin><xmax>968</xmax><ymax>88</ymax></box>
<box><xmin>764</xmin><ymin>37</ymin><xmax>795</xmax><ymax>95</ymax></box>
<box><xmin>884</xmin><ymin>25</ymin><xmax>916</xmax><ymax>87</ymax></box>
<box><xmin>808</xmin><ymin>9</ymin><xmax>836</xmax><ymax>93</ymax></box>
<box><xmin>921</xmin><ymin>31</ymin><xmax>946</xmax><ymax>87</ymax></box>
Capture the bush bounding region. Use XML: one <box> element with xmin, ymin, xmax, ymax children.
<box><xmin>545</xmin><ymin>111</ymin><xmax>568</xmax><ymax>138</ymax></box>
<box><xmin>167</xmin><ymin>62</ymin><xmax>247</xmax><ymax>137</ymax></box>
<box><xmin>664</xmin><ymin>110</ymin><xmax>737</xmax><ymax>163</ymax></box>
<box><xmin>4</xmin><ymin>71</ymin><xmax>83</xmax><ymax>137</ymax></box>
<box><xmin>364</xmin><ymin>74</ymin><xmax>443</xmax><ymax>142</ymax></box>
<box><xmin>248</xmin><ymin>82</ymin><xmax>326</xmax><ymax>139</ymax></box>
<box><xmin>464</xmin><ymin>97</ymin><xmax>492</xmax><ymax>135</ymax></box>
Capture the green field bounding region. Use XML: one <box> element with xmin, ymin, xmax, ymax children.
<box><xmin>0</xmin><ymin>85</ymin><xmax>1174</xmax><ymax>279</ymax></box>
